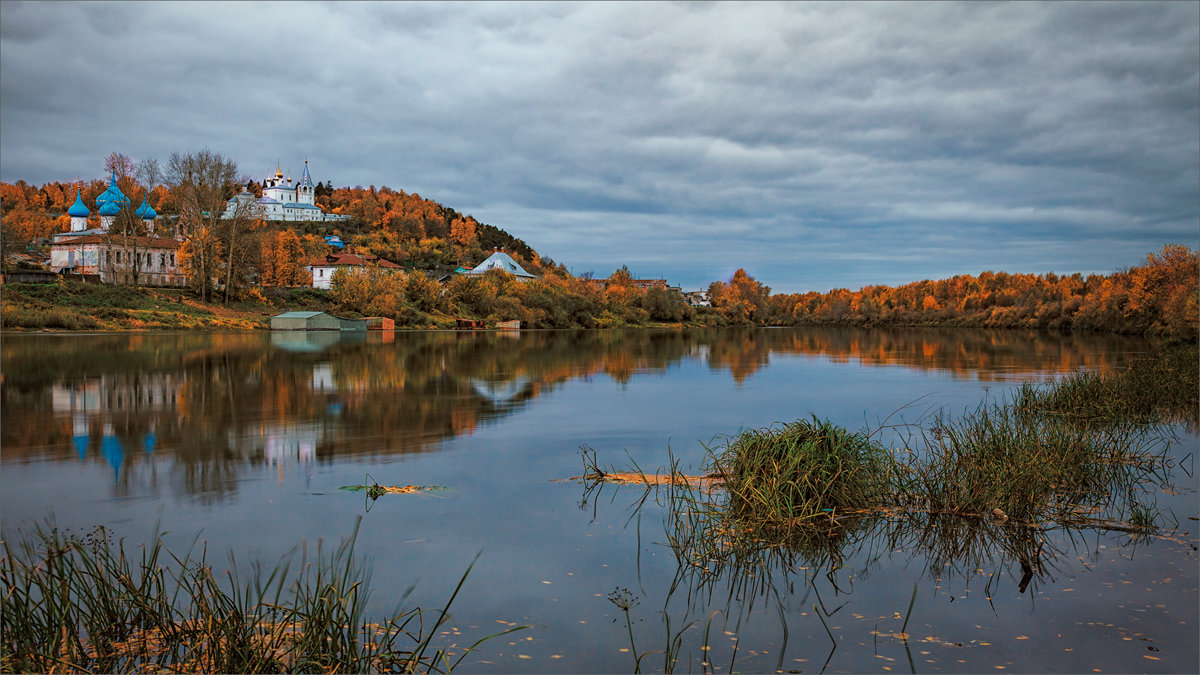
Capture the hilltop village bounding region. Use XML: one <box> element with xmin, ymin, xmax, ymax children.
<box><xmin>30</xmin><ymin>158</ymin><xmax>686</xmax><ymax>299</ymax></box>
<box><xmin>1</xmin><ymin>154</ymin><xmax>1196</xmax><ymax>339</ymax></box>
<box><xmin>1</xmin><ymin>154</ymin><xmax>715</xmax><ymax>330</ymax></box>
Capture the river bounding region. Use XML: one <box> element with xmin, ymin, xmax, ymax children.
<box><xmin>2</xmin><ymin>327</ymin><xmax>1196</xmax><ymax>673</ymax></box>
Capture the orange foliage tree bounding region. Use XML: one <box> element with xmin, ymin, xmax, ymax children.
<box><xmin>710</xmin><ymin>268</ymin><xmax>771</xmax><ymax>323</ymax></box>
<box><xmin>1125</xmin><ymin>244</ymin><xmax>1198</xmax><ymax>339</ymax></box>
<box><xmin>177</xmin><ymin>226</ymin><xmax>224</xmax><ymax>298</ymax></box>
<box><xmin>260</xmin><ymin>229</ymin><xmax>310</xmax><ymax>287</ymax></box>
<box><xmin>450</xmin><ymin>216</ymin><xmax>479</xmax><ymax>247</ymax></box>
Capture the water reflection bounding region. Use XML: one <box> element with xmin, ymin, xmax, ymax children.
<box><xmin>1</xmin><ymin>327</ymin><xmax>1156</xmax><ymax>500</ymax></box>
<box><xmin>271</xmin><ymin>330</ymin><xmax>366</xmax><ymax>353</ymax></box>
<box><xmin>2</xmin><ymin>328</ymin><xmax>1192</xmax><ymax>673</ymax></box>
<box><xmin>582</xmin><ymin>440</ymin><xmax>1185</xmax><ymax>674</ymax></box>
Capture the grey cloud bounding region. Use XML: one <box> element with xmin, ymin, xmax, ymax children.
<box><xmin>1</xmin><ymin>1</ymin><xmax>1196</xmax><ymax>293</ymax></box>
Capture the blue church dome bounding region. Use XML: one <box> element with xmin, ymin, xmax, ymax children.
<box><xmin>67</xmin><ymin>191</ymin><xmax>90</xmax><ymax>217</ymax></box>
<box><xmin>94</xmin><ymin>171</ymin><xmax>129</xmax><ymax>210</ymax></box>
<box><xmin>98</xmin><ymin>200</ymin><xmax>122</xmax><ymax>216</ymax></box>
<box><xmin>135</xmin><ymin>198</ymin><xmax>157</xmax><ymax>220</ymax></box>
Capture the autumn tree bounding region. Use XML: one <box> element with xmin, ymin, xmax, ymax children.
<box><xmin>639</xmin><ymin>286</ymin><xmax>691</xmax><ymax>322</ymax></box>
<box><xmin>298</xmin><ymin>232</ymin><xmax>329</xmax><ymax>261</ymax></box>
<box><xmin>710</xmin><ymin>268</ymin><xmax>770</xmax><ymax>323</ymax></box>
<box><xmin>167</xmin><ymin>149</ymin><xmax>255</xmax><ymax>302</ymax></box>
<box><xmin>406</xmin><ymin>270</ymin><xmax>447</xmax><ymax>314</ymax></box>
<box><xmin>104</xmin><ymin>152</ymin><xmax>137</xmax><ymax>181</ymax></box>
<box><xmin>449</xmin><ymin>215</ymin><xmax>478</xmax><ymax>247</ymax></box>
<box><xmin>177</xmin><ymin>227</ymin><xmax>224</xmax><ymax>298</ymax></box>
<box><xmin>599</xmin><ymin>265</ymin><xmax>649</xmax><ymax>322</ymax></box>
<box><xmin>329</xmin><ymin>266</ymin><xmax>405</xmax><ymax>316</ymax></box>
<box><xmin>0</xmin><ymin>180</ymin><xmax>73</xmax><ymax>268</ymax></box>
<box><xmin>1</xmin><ymin>183</ymin><xmax>35</xmax><ymax>270</ymax></box>
<box><xmin>261</xmin><ymin>229</ymin><xmax>310</xmax><ymax>287</ymax></box>
<box><xmin>1126</xmin><ymin>244</ymin><xmax>1199</xmax><ymax>338</ymax></box>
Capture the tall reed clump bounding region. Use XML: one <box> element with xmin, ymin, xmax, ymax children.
<box><xmin>1</xmin><ymin>521</ymin><xmax>512</xmax><ymax>674</ymax></box>
<box><xmin>712</xmin><ymin>417</ymin><xmax>890</xmax><ymax>525</ymax></box>
<box><xmin>1014</xmin><ymin>342</ymin><xmax>1199</xmax><ymax>429</ymax></box>
<box><xmin>892</xmin><ymin>397</ymin><xmax>1174</xmax><ymax>526</ymax></box>
<box><xmin>892</xmin><ymin>343</ymin><xmax>1193</xmax><ymax>524</ymax></box>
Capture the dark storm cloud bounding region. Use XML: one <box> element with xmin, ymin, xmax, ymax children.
<box><xmin>2</xmin><ymin>1</ymin><xmax>1196</xmax><ymax>291</ymax></box>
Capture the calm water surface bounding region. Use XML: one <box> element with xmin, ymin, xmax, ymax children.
<box><xmin>2</xmin><ymin>327</ymin><xmax>1196</xmax><ymax>673</ymax></box>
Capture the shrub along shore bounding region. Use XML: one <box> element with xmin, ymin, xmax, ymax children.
<box><xmin>2</xmin><ymin>245</ymin><xmax>1196</xmax><ymax>339</ymax></box>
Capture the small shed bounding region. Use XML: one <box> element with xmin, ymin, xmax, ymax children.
<box><xmin>455</xmin><ymin>318</ymin><xmax>485</xmax><ymax>330</ymax></box>
<box><xmin>364</xmin><ymin>316</ymin><xmax>394</xmax><ymax>331</ymax></box>
<box><xmin>339</xmin><ymin>317</ymin><xmax>367</xmax><ymax>332</ymax></box>
<box><xmin>271</xmin><ymin>311</ymin><xmax>365</xmax><ymax>331</ymax></box>
<box><xmin>272</xmin><ymin>311</ymin><xmax>339</xmax><ymax>330</ymax></box>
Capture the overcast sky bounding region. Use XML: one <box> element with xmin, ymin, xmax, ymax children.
<box><xmin>2</xmin><ymin>1</ymin><xmax>1196</xmax><ymax>292</ymax></box>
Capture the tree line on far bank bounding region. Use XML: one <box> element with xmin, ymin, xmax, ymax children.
<box><xmin>322</xmin><ymin>244</ymin><xmax>1196</xmax><ymax>341</ymax></box>
<box><xmin>756</xmin><ymin>244</ymin><xmax>1197</xmax><ymax>340</ymax></box>
<box><xmin>327</xmin><ymin>264</ymin><xmax>697</xmax><ymax>329</ymax></box>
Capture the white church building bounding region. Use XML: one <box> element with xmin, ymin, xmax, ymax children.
<box><xmin>224</xmin><ymin>160</ymin><xmax>348</xmax><ymax>222</ymax></box>
<box><xmin>49</xmin><ymin>172</ymin><xmax>186</xmax><ymax>287</ymax></box>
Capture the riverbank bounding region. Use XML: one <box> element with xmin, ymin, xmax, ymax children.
<box><xmin>5</xmin><ymin>278</ymin><xmax>1199</xmax><ymax>338</ymax></box>
<box><xmin>0</xmin><ymin>280</ymin><xmax>705</xmax><ymax>332</ymax></box>
<box><xmin>1</xmin><ymin>281</ymin><xmax>293</xmax><ymax>331</ymax></box>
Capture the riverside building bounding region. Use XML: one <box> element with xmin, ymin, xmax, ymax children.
<box><xmin>49</xmin><ymin>172</ymin><xmax>186</xmax><ymax>287</ymax></box>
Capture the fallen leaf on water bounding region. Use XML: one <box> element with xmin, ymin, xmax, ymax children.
<box><xmin>339</xmin><ymin>484</ymin><xmax>447</xmax><ymax>496</ymax></box>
